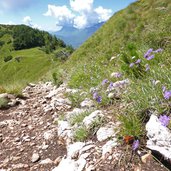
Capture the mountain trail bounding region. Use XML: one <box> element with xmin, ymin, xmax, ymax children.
<box><xmin>0</xmin><ymin>82</ymin><xmax>168</xmax><ymax>171</ymax></box>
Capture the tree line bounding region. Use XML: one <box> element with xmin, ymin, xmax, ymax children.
<box><xmin>12</xmin><ymin>25</ymin><xmax>68</xmax><ymax>53</ymax></box>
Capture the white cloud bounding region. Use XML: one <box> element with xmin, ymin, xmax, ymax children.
<box><xmin>23</xmin><ymin>16</ymin><xmax>32</xmax><ymax>25</ymax></box>
<box><xmin>94</xmin><ymin>6</ymin><xmax>112</xmax><ymax>22</ymax></box>
<box><xmin>73</xmin><ymin>15</ymin><xmax>87</xmax><ymax>29</ymax></box>
<box><xmin>44</xmin><ymin>5</ymin><xmax>74</xmax><ymax>26</ymax></box>
<box><xmin>44</xmin><ymin>0</ymin><xmax>113</xmax><ymax>29</ymax></box>
<box><xmin>70</xmin><ymin>0</ymin><xmax>93</xmax><ymax>13</ymax></box>
<box><xmin>22</xmin><ymin>16</ymin><xmax>42</xmax><ymax>30</ymax></box>
<box><xmin>31</xmin><ymin>24</ymin><xmax>42</xmax><ymax>30</ymax></box>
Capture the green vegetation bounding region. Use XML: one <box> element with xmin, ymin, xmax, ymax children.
<box><xmin>0</xmin><ymin>24</ymin><xmax>74</xmax><ymax>93</ymax></box>
<box><xmin>0</xmin><ymin>97</ymin><xmax>9</xmax><ymax>109</ymax></box>
<box><xmin>69</xmin><ymin>111</ymin><xmax>91</xmax><ymax>126</ymax></box>
<box><xmin>57</xmin><ymin>0</ymin><xmax>171</xmax><ymax>138</ymax></box>
<box><xmin>61</xmin><ymin>0</ymin><xmax>171</xmax><ymax>88</ymax></box>
<box><xmin>67</xmin><ymin>92</ymin><xmax>87</xmax><ymax>108</ymax></box>
<box><xmin>74</xmin><ymin>126</ymin><xmax>89</xmax><ymax>142</ymax></box>
<box><xmin>1</xmin><ymin>0</ymin><xmax>171</xmax><ymax>141</ymax></box>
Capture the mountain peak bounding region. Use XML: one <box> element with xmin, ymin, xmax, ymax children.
<box><xmin>54</xmin><ymin>22</ymin><xmax>104</xmax><ymax>48</ymax></box>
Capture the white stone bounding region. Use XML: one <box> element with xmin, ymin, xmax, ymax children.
<box><xmin>102</xmin><ymin>139</ymin><xmax>117</xmax><ymax>158</ymax></box>
<box><xmin>28</xmin><ymin>83</ymin><xmax>36</xmax><ymax>87</ymax></box>
<box><xmin>67</xmin><ymin>142</ymin><xmax>85</xmax><ymax>159</ymax></box>
<box><xmin>40</xmin><ymin>158</ymin><xmax>53</xmax><ymax>164</ymax></box>
<box><xmin>108</xmin><ymin>93</ymin><xmax>115</xmax><ymax>99</ymax></box>
<box><xmin>43</xmin><ymin>129</ymin><xmax>55</xmax><ymax>140</ymax></box>
<box><xmin>31</xmin><ymin>153</ymin><xmax>40</xmax><ymax>163</ymax></box>
<box><xmin>43</xmin><ymin>105</ymin><xmax>53</xmax><ymax>113</ymax></box>
<box><xmin>80</xmin><ymin>98</ymin><xmax>95</xmax><ymax>108</ymax></box>
<box><xmin>96</xmin><ymin>124</ymin><xmax>116</xmax><ymax>142</ymax></box>
<box><xmin>110</xmin><ymin>56</ymin><xmax>116</xmax><ymax>61</ymax></box>
<box><xmin>45</xmin><ymin>90</ymin><xmax>58</xmax><ymax>99</ymax></box>
<box><xmin>83</xmin><ymin>110</ymin><xmax>104</xmax><ymax>128</ymax></box>
<box><xmin>52</xmin><ymin>157</ymin><xmax>86</xmax><ymax>171</ymax></box>
<box><xmin>146</xmin><ymin>114</ymin><xmax>171</xmax><ymax>159</ymax></box>
<box><xmin>58</xmin><ymin>121</ymin><xmax>71</xmax><ymax>136</ymax></box>
<box><xmin>79</xmin><ymin>144</ymin><xmax>95</xmax><ymax>155</ymax></box>
<box><xmin>58</xmin><ymin>121</ymin><xmax>73</xmax><ymax>144</ymax></box>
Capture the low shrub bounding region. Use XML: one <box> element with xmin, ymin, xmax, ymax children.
<box><xmin>0</xmin><ymin>97</ymin><xmax>9</xmax><ymax>109</ymax></box>
<box><xmin>4</xmin><ymin>55</ymin><xmax>13</xmax><ymax>62</ymax></box>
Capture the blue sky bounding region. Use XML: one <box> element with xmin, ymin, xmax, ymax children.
<box><xmin>0</xmin><ymin>0</ymin><xmax>136</xmax><ymax>31</ymax></box>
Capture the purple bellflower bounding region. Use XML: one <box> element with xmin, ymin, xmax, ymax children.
<box><xmin>96</xmin><ymin>96</ymin><xmax>102</xmax><ymax>103</ymax></box>
<box><xmin>113</xmin><ymin>72</ymin><xmax>122</xmax><ymax>78</ymax></box>
<box><xmin>102</xmin><ymin>79</ymin><xmax>108</xmax><ymax>85</ymax></box>
<box><xmin>154</xmin><ymin>48</ymin><xmax>163</xmax><ymax>53</ymax></box>
<box><xmin>93</xmin><ymin>92</ymin><xmax>98</xmax><ymax>99</ymax></box>
<box><xmin>129</xmin><ymin>63</ymin><xmax>134</xmax><ymax>68</ymax></box>
<box><xmin>132</xmin><ymin>140</ymin><xmax>139</xmax><ymax>151</ymax></box>
<box><xmin>93</xmin><ymin>92</ymin><xmax>102</xmax><ymax>103</ymax></box>
<box><xmin>163</xmin><ymin>90</ymin><xmax>171</xmax><ymax>100</ymax></box>
<box><xmin>147</xmin><ymin>54</ymin><xmax>154</xmax><ymax>60</ymax></box>
<box><xmin>135</xmin><ymin>59</ymin><xmax>141</xmax><ymax>64</ymax></box>
<box><xmin>159</xmin><ymin>115</ymin><xmax>170</xmax><ymax>127</ymax></box>
<box><xmin>144</xmin><ymin>48</ymin><xmax>153</xmax><ymax>59</ymax></box>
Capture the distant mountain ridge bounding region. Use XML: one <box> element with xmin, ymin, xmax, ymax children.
<box><xmin>54</xmin><ymin>22</ymin><xmax>104</xmax><ymax>48</ymax></box>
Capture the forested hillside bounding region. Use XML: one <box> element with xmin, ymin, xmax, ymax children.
<box><xmin>0</xmin><ymin>24</ymin><xmax>73</xmax><ymax>94</ymax></box>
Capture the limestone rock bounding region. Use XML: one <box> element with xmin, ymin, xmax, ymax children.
<box><xmin>67</xmin><ymin>142</ymin><xmax>85</xmax><ymax>159</ymax></box>
<box><xmin>80</xmin><ymin>98</ymin><xmax>95</xmax><ymax>108</ymax></box>
<box><xmin>40</xmin><ymin>158</ymin><xmax>53</xmax><ymax>164</ymax></box>
<box><xmin>31</xmin><ymin>153</ymin><xmax>40</xmax><ymax>163</ymax></box>
<box><xmin>146</xmin><ymin>114</ymin><xmax>171</xmax><ymax>159</ymax></box>
<box><xmin>52</xmin><ymin>157</ymin><xmax>86</xmax><ymax>171</ymax></box>
<box><xmin>43</xmin><ymin>129</ymin><xmax>55</xmax><ymax>140</ymax></box>
<box><xmin>83</xmin><ymin>110</ymin><xmax>104</xmax><ymax>128</ymax></box>
<box><xmin>96</xmin><ymin>124</ymin><xmax>116</xmax><ymax>142</ymax></box>
<box><xmin>102</xmin><ymin>139</ymin><xmax>117</xmax><ymax>158</ymax></box>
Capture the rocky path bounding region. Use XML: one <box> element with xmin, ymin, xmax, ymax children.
<box><xmin>0</xmin><ymin>83</ymin><xmax>67</xmax><ymax>171</ymax></box>
<box><xmin>0</xmin><ymin>82</ymin><xmax>169</xmax><ymax>171</ymax></box>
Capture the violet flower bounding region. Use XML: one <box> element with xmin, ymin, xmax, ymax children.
<box><xmin>135</xmin><ymin>59</ymin><xmax>141</xmax><ymax>64</ymax></box>
<box><xmin>109</xmin><ymin>82</ymin><xmax>113</xmax><ymax>89</ymax></box>
<box><xmin>132</xmin><ymin>140</ymin><xmax>139</xmax><ymax>151</ymax></box>
<box><xmin>163</xmin><ymin>90</ymin><xmax>171</xmax><ymax>100</ymax></box>
<box><xmin>102</xmin><ymin>79</ymin><xmax>108</xmax><ymax>85</ymax></box>
<box><xmin>93</xmin><ymin>92</ymin><xmax>98</xmax><ymax>99</ymax></box>
<box><xmin>147</xmin><ymin>54</ymin><xmax>154</xmax><ymax>60</ymax></box>
<box><xmin>144</xmin><ymin>48</ymin><xmax>153</xmax><ymax>59</ymax></box>
<box><xmin>159</xmin><ymin>115</ymin><xmax>170</xmax><ymax>127</ymax></box>
<box><xmin>93</xmin><ymin>92</ymin><xmax>102</xmax><ymax>103</ymax></box>
<box><xmin>113</xmin><ymin>72</ymin><xmax>122</xmax><ymax>78</ymax></box>
<box><xmin>154</xmin><ymin>48</ymin><xmax>163</xmax><ymax>53</ymax></box>
<box><xmin>96</xmin><ymin>96</ymin><xmax>102</xmax><ymax>103</ymax></box>
<box><xmin>129</xmin><ymin>63</ymin><xmax>134</xmax><ymax>68</ymax></box>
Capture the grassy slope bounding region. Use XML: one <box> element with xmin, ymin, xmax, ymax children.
<box><xmin>60</xmin><ymin>0</ymin><xmax>171</xmax><ymax>136</ymax></box>
<box><xmin>1</xmin><ymin>48</ymin><xmax>52</xmax><ymax>83</ymax></box>
<box><xmin>0</xmin><ymin>26</ymin><xmax>58</xmax><ymax>93</ymax></box>
<box><xmin>64</xmin><ymin>0</ymin><xmax>171</xmax><ymax>89</ymax></box>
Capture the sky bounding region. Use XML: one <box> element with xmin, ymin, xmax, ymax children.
<box><xmin>0</xmin><ymin>0</ymin><xmax>137</xmax><ymax>31</ymax></box>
